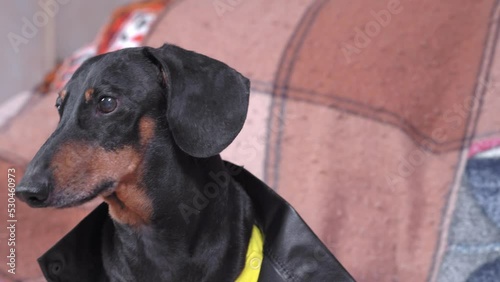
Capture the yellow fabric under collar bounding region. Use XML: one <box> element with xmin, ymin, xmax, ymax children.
<box><xmin>235</xmin><ymin>225</ymin><xmax>264</xmax><ymax>282</ymax></box>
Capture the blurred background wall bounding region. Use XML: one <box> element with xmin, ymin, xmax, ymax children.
<box><xmin>0</xmin><ymin>0</ymin><xmax>130</xmax><ymax>104</ymax></box>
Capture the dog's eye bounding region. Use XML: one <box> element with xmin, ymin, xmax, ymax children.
<box><xmin>98</xmin><ymin>97</ymin><xmax>117</xmax><ymax>113</ymax></box>
<box><xmin>55</xmin><ymin>97</ymin><xmax>62</xmax><ymax>111</ymax></box>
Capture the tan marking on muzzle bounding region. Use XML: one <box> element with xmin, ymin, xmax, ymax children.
<box><xmin>139</xmin><ymin>116</ymin><xmax>156</xmax><ymax>146</ymax></box>
<box><xmin>84</xmin><ymin>88</ymin><xmax>94</xmax><ymax>103</ymax></box>
<box><xmin>51</xmin><ymin>142</ymin><xmax>153</xmax><ymax>226</ymax></box>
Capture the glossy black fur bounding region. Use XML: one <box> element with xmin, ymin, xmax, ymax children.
<box><xmin>17</xmin><ymin>44</ymin><xmax>254</xmax><ymax>281</ymax></box>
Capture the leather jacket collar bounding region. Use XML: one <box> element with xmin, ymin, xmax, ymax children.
<box><xmin>37</xmin><ymin>163</ymin><xmax>355</xmax><ymax>282</ymax></box>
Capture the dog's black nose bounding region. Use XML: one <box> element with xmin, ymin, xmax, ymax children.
<box><xmin>16</xmin><ymin>184</ymin><xmax>49</xmax><ymax>207</ymax></box>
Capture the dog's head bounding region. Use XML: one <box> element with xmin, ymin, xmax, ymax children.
<box><xmin>17</xmin><ymin>44</ymin><xmax>249</xmax><ymax>214</ymax></box>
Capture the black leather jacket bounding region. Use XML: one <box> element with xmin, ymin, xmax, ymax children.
<box><xmin>38</xmin><ymin>165</ymin><xmax>355</xmax><ymax>282</ymax></box>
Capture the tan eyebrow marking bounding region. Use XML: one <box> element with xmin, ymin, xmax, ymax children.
<box><xmin>59</xmin><ymin>89</ymin><xmax>67</xmax><ymax>100</ymax></box>
<box><xmin>84</xmin><ymin>88</ymin><xmax>94</xmax><ymax>102</ymax></box>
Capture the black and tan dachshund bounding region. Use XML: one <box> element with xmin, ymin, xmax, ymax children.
<box><xmin>17</xmin><ymin>44</ymin><xmax>354</xmax><ymax>282</ymax></box>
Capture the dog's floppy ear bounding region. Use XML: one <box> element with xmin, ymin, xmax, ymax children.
<box><xmin>143</xmin><ymin>44</ymin><xmax>250</xmax><ymax>158</ymax></box>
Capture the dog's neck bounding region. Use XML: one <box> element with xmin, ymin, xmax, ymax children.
<box><xmin>101</xmin><ymin>138</ymin><xmax>254</xmax><ymax>281</ymax></box>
